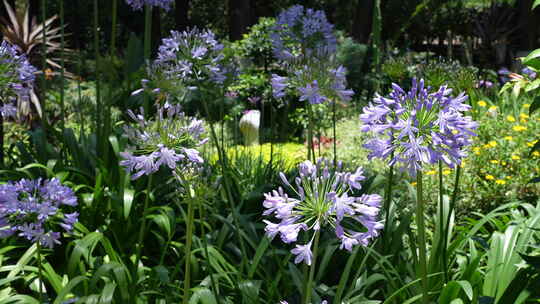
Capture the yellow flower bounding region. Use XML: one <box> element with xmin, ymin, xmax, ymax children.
<box><xmin>507</xmin><ymin>115</ymin><xmax>516</xmax><ymax>122</ymax></box>
<box><xmin>488</xmin><ymin>141</ymin><xmax>497</xmax><ymax>147</ymax></box>
<box><xmin>489</xmin><ymin>106</ymin><xmax>498</xmax><ymax>111</ymax></box>
<box><xmin>485</xmin><ymin>175</ymin><xmax>495</xmax><ymax>180</ymax></box>
<box><xmin>490</xmin><ymin>160</ymin><xmax>499</xmax><ymax>164</ymax></box>
<box><xmin>477</xmin><ymin>100</ymin><xmax>487</xmax><ymax>107</ymax></box>
<box><xmin>426</xmin><ymin>170</ymin><xmax>436</xmax><ymax>176</ymax></box>
<box><xmin>511</xmin><ymin>155</ymin><xmax>520</xmax><ymax>160</ymax></box>
<box><xmin>504</xmin><ymin>136</ymin><xmax>513</xmax><ymax>141</ymax></box>
<box><xmin>411</xmin><ymin>182</ymin><xmax>417</xmax><ymax>186</ymax></box>
<box><xmin>523</xmin><ymin>103</ymin><xmax>530</xmax><ymax>108</ymax></box>
<box><xmin>520</xmin><ymin>113</ymin><xmax>529</xmax><ymax>119</ymax></box>
<box><xmin>442</xmin><ymin>169</ymin><xmax>451</xmax><ymax>176</ymax></box>
<box><xmin>473</xmin><ymin>147</ymin><xmax>481</xmax><ymax>155</ymax></box>
<box><xmin>533</xmin><ymin>151</ymin><xmax>540</xmax><ymax>157</ymax></box>
<box><xmin>501</xmin><ymin>161</ymin><xmax>507</xmax><ymax>166</ymax></box>
<box><xmin>513</xmin><ymin>125</ymin><xmax>527</xmax><ymax>132</ymax></box>
<box><xmin>528</xmin><ymin>140</ymin><xmax>538</xmax><ymax>147</ymax></box>
<box><xmin>495</xmin><ymin>179</ymin><xmax>506</xmax><ymax>185</ymax></box>
<box><xmin>506</xmin><ymin>176</ymin><xmax>512</xmax><ymax>180</ymax></box>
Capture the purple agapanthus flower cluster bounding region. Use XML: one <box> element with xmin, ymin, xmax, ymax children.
<box><xmin>125</xmin><ymin>0</ymin><xmax>174</xmax><ymax>10</ymax></box>
<box><xmin>0</xmin><ymin>178</ymin><xmax>78</xmax><ymax>248</ymax></box>
<box><xmin>120</xmin><ymin>103</ymin><xmax>208</xmax><ymax>180</ymax></box>
<box><xmin>522</xmin><ymin>67</ymin><xmax>537</xmax><ymax>79</ymax></box>
<box><xmin>360</xmin><ymin>78</ymin><xmax>478</xmax><ymax>175</ymax></box>
<box><xmin>269</xmin><ymin>6</ymin><xmax>353</xmax><ymax>104</ymax></box>
<box><xmin>271</xmin><ymin>5</ymin><xmax>336</xmax><ymax>61</ymax></box>
<box><xmin>153</xmin><ymin>28</ymin><xmax>232</xmax><ymax>86</ymax></box>
<box><xmin>263</xmin><ymin>158</ymin><xmax>383</xmax><ymax>265</ymax></box>
<box><xmin>0</xmin><ymin>41</ymin><xmax>37</xmax><ymax>116</ymax></box>
<box><xmin>271</xmin><ymin>64</ymin><xmax>354</xmax><ymax>104</ymax></box>
<box><xmin>475</xmin><ymin>80</ymin><xmax>493</xmax><ymax>89</ymax></box>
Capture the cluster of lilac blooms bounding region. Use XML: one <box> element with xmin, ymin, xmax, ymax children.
<box><xmin>263</xmin><ymin>158</ymin><xmax>383</xmax><ymax>265</ymax></box>
<box><xmin>0</xmin><ymin>178</ymin><xmax>78</xmax><ymax>248</ymax></box>
<box><xmin>0</xmin><ymin>41</ymin><xmax>37</xmax><ymax>117</ymax></box>
<box><xmin>120</xmin><ymin>103</ymin><xmax>208</xmax><ymax>180</ymax></box>
<box><xmin>270</xmin><ymin>6</ymin><xmax>354</xmax><ymax>104</ymax></box>
<box><xmin>475</xmin><ymin>80</ymin><xmax>493</xmax><ymax>89</ymax></box>
<box><xmin>152</xmin><ymin>28</ymin><xmax>232</xmax><ymax>88</ymax></box>
<box><xmin>360</xmin><ymin>78</ymin><xmax>478</xmax><ymax>175</ymax></box>
<box><xmin>522</xmin><ymin>67</ymin><xmax>537</xmax><ymax>79</ymax></box>
<box><xmin>125</xmin><ymin>0</ymin><xmax>174</xmax><ymax>10</ymax></box>
<box><xmin>271</xmin><ymin>5</ymin><xmax>336</xmax><ymax>61</ymax></box>
<box><xmin>272</xmin><ymin>65</ymin><xmax>354</xmax><ymax>104</ymax></box>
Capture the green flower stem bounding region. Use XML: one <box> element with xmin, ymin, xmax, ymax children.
<box><xmin>134</xmin><ymin>175</ymin><xmax>153</xmax><ymax>272</ymax></box>
<box><xmin>143</xmin><ymin>4</ymin><xmax>152</xmax><ymax>114</ymax></box>
<box><xmin>111</xmin><ymin>0</ymin><xmax>118</xmax><ymax>55</ymax></box>
<box><xmin>332</xmin><ymin>100</ymin><xmax>337</xmax><ymax>168</ymax></box>
<box><xmin>307</xmin><ymin>103</ymin><xmax>315</xmax><ymax>161</ymax></box>
<box><xmin>437</xmin><ymin>161</ymin><xmax>447</xmax><ymax>283</ymax></box>
<box><xmin>202</xmin><ymin>101</ymin><xmax>248</xmax><ymax>272</ymax></box>
<box><xmin>60</xmin><ymin>0</ymin><xmax>65</xmax><ymax>133</ymax></box>
<box><xmin>443</xmin><ymin>165</ymin><xmax>461</xmax><ymax>282</ymax></box>
<box><xmin>304</xmin><ymin>230</ymin><xmax>320</xmax><ymax>304</ymax></box>
<box><xmin>41</xmin><ymin>0</ymin><xmax>48</xmax><ymax>134</ymax></box>
<box><xmin>36</xmin><ymin>242</ymin><xmax>44</xmax><ymax>302</ymax></box>
<box><xmin>416</xmin><ymin>171</ymin><xmax>429</xmax><ymax>304</ymax></box>
<box><xmin>383</xmin><ymin>163</ymin><xmax>394</xmax><ymax>247</ymax></box>
<box><xmin>93</xmin><ymin>0</ymin><xmax>102</xmax><ymax>147</ymax></box>
<box><xmin>197</xmin><ymin>193</ymin><xmax>221</xmax><ymax>304</ymax></box>
<box><xmin>183</xmin><ymin>185</ymin><xmax>196</xmax><ymax>304</ymax></box>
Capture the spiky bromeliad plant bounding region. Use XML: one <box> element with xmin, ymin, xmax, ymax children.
<box><xmin>0</xmin><ymin>0</ymin><xmax>72</xmax><ymax>118</ymax></box>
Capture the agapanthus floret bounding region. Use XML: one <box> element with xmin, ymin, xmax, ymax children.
<box><xmin>125</xmin><ymin>0</ymin><xmax>174</xmax><ymax>10</ymax></box>
<box><xmin>271</xmin><ymin>63</ymin><xmax>355</xmax><ymax>106</ymax></box>
<box><xmin>0</xmin><ymin>41</ymin><xmax>37</xmax><ymax>115</ymax></box>
<box><xmin>0</xmin><ymin>178</ymin><xmax>78</xmax><ymax>248</ymax></box>
<box><xmin>271</xmin><ymin>5</ymin><xmax>336</xmax><ymax>61</ymax></box>
<box><xmin>120</xmin><ymin>103</ymin><xmax>208</xmax><ymax>180</ymax></box>
<box><xmin>151</xmin><ymin>28</ymin><xmax>230</xmax><ymax>89</ymax></box>
<box><xmin>263</xmin><ymin>158</ymin><xmax>383</xmax><ymax>265</ymax></box>
<box><xmin>360</xmin><ymin>78</ymin><xmax>478</xmax><ymax>175</ymax></box>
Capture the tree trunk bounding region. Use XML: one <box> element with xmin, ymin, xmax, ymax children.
<box><xmin>228</xmin><ymin>0</ymin><xmax>250</xmax><ymax>41</ymax></box>
<box><xmin>175</xmin><ymin>0</ymin><xmax>190</xmax><ymax>32</ymax></box>
<box><xmin>352</xmin><ymin>0</ymin><xmax>374</xmax><ymax>43</ymax></box>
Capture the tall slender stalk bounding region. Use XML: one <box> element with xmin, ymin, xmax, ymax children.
<box><xmin>40</xmin><ymin>0</ymin><xmax>48</xmax><ymax>134</ymax></box>
<box><xmin>183</xmin><ymin>185</ymin><xmax>196</xmax><ymax>304</ymax></box>
<box><xmin>332</xmin><ymin>100</ymin><xmax>337</xmax><ymax>168</ymax></box>
<box><xmin>36</xmin><ymin>242</ymin><xmax>44</xmax><ymax>302</ymax></box>
<box><xmin>134</xmin><ymin>175</ymin><xmax>153</xmax><ymax>271</ymax></box>
<box><xmin>442</xmin><ymin>165</ymin><xmax>461</xmax><ymax>284</ymax></box>
<box><xmin>93</xmin><ymin>0</ymin><xmax>101</xmax><ymax>141</ymax></box>
<box><xmin>437</xmin><ymin>161</ymin><xmax>448</xmax><ymax>283</ymax></box>
<box><xmin>201</xmin><ymin>101</ymin><xmax>247</xmax><ymax>272</ymax></box>
<box><xmin>197</xmin><ymin>193</ymin><xmax>221</xmax><ymax>304</ymax></box>
<box><xmin>383</xmin><ymin>163</ymin><xmax>394</xmax><ymax>247</ymax></box>
<box><xmin>59</xmin><ymin>0</ymin><xmax>65</xmax><ymax>133</ymax></box>
<box><xmin>111</xmin><ymin>0</ymin><xmax>118</xmax><ymax>56</ymax></box>
<box><xmin>307</xmin><ymin>103</ymin><xmax>315</xmax><ymax>161</ymax></box>
<box><xmin>269</xmin><ymin>101</ymin><xmax>274</xmax><ymax>165</ymax></box>
<box><xmin>304</xmin><ymin>230</ymin><xmax>320</xmax><ymax>304</ymax></box>
<box><xmin>416</xmin><ymin>171</ymin><xmax>429</xmax><ymax>304</ymax></box>
<box><xmin>143</xmin><ymin>5</ymin><xmax>152</xmax><ymax>114</ymax></box>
